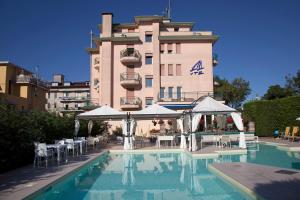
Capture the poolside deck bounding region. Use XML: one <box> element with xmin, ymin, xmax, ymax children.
<box><xmin>209</xmin><ymin>162</ymin><xmax>300</xmax><ymax>200</ymax></box>
<box><xmin>0</xmin><ymin>147</ymin><xmax>109</xmax><ymax>200</ymax></box>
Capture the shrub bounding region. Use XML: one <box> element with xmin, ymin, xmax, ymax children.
<box><xmin>243</xmin><ymin>95</ymin><xmax>300</xmax><ymax>136</ymax></box>
<box><xmin>0</xmin><ymin>101</ymin><xmax>105</xmax><ymax>173</ymax></box>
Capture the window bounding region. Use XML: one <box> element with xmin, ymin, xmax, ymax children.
<box><xmin>174</xmin><ymin>27</ymin><xmax>179</xmax><ymax>32</ymax></box>
<box><xmin>167</xmin><ymin>43</ymin><xmax>173</xmax><ymax>54</ymax></box>
<box><xmin>160</xmin><ymin>43</ymin><xmax>165</xmax><ymax>53</ymax></box>
<box><xmin>65</xmin><ymin>104</ymin><xmax>69</xmax><ymax>110</ymax></box>
<box><xmin>47</xmin><ymin>92</ymin><xmax>50</xmax><ymax>99</ymax></box>
<box><xmin>168</xmin><ymin>87</ymin><xmax>173</xmax><ymax>98</ymax></box>
<box><xmin>75</xmin><ymin>103</ymin><xmax>78</xmax><ymax>108</ymax></box>
<box><xmin>160</xmin><ymin>87</ymin><xmax>165</xmax><ymax>99</ymax></box>
<box><xmin>63</xmin><ymin>92</ymin><xmax>69</xmax><ymax>97</ymax></box>
<box><xmin>177</xmin><ymin>87</ymin><xmax>182</xmax><ymax>99</ymax></box>
<box><xmin>146</xmin><ymin>97</ymin><xmax>153</xmax><ymax>106</ymax></box>
<box><xmin>145</xmin><ymin>78</ymin><xmax>153</xmax><ymax>88</ymax></box>
<box><xmin>160</xmin><ymin>64</ymin><xmax>165</xmax><ymax>76</ymax></box>
<box><xmin>176</xmin><ymin>43</ymin><xmax>181</xmax><ymax>54</ymax></box>
<box><xmin>168</xmin><ymin>64</ymin><xmax>173</xmax><ymax>76</ymax></box>
<box><xmin>54</xmin><ymin>103</ymin><xmax>57</xmax><ymax>108</ymax></box>
<box><xmin>145</xmin><ymin>55</ymin><xmax>153</xmax><ymax>65</ymax></box>
<box><xmin>176</xmin><ymin>64</ymin><xmax>182</xmax><ymax>76</ymax></box>
<box><xmin>145</xmin><ymin>34</ymin><xmax>152</xmax><ymax>42</ymax></box>
<box><xmin>47</xmin><ymin>103</ymin><xmax>51</xmax><ymax>109</ymax></box>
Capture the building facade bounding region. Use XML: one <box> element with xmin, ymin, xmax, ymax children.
<box><xmin>46</xmin><ymin>74</ymin><xmax>90</xmax><ymax>115</ymax></box>
<box><xmin>88</xmin><ymin>13</ymin><xmax>218</xmax><ymax>111</ymax></box>
<box><xmin>0</xmin><ymin>61</ymin><xmax>48</xmax><ymax>111</ymax></box>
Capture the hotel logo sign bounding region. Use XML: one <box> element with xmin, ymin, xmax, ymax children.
<box><xmin>190</xmin><ymin>60</ymin><xmax>204</xmax><ymax>75</ymax></box>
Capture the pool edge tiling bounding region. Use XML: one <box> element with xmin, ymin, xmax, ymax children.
<box><xmin>208</xmin><ymin>162</ymin><xmax>300</xmax><ymax>200</ymax></box>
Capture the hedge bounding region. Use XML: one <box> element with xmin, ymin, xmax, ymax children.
<box><xmin>243</xmin><ymin>95</ymin><xmax>300</xmax><ymax>136</ymax></box>
<box><xmin>0</xmin><ymin>102</ymin><xmax>105</xmax><ymax>173</ymax></box>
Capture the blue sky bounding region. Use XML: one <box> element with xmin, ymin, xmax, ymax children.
<box><xmin>0</xmin><ymin>0</ymin><xmax>299</xmax><ymax>99</ymax></box>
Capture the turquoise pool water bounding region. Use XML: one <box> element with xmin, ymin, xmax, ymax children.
<box><xmin>30</xmin><ymin>144</ymin><xmax>300</xmax><ymax>200</ymax></box>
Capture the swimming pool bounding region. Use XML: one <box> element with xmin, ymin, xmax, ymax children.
<box><xmin>29</xmin><ymin>144</ymin><xmax>300</xmax><ymax>200</ymax></box>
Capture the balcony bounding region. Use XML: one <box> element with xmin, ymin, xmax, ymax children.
<box><xmin>213</xmin><ymin>54</ymin><xmax>218</xmax><ymax>66</ymax></box>
<box><xmin>59</xmin><ymin>96</ymin><xmax>90</xmax><ymax>102</ymax></box>
<box><xmin>120</xmin><ymin>97</ymin><xmax>142</xmax><ymax>110</ymax></box>
<box><xmin>120</xmin><ymin>72</ymin><xmax>141</xmax><ymax>88</ymax></box>
<box><xmin>158</xmin><ymin>91</ymin><xmax>214</xmax><ymax>102</ymax></box>
<box><xmin>16</xmin><ymin>74</ymin><xmax>49</xmax><ymax>88</ymax></box>
<box><xmin>120</xmin><ymin>48</ymin><xmax>141</xmax><ymax>64</ymax></box>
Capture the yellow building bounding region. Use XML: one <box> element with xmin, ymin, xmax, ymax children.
<box><xmin>0</xmin><ymin>61</ymin><xmax>48</xmax><ymax>111</ymax></box>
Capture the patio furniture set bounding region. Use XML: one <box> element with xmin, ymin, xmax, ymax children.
<box><xmin>33</xmin><ymin>136</ymin><xmax>105</xmax><ymax>167</ymax></box>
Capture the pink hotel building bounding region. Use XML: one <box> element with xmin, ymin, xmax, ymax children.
<box><xmin>87</xmin><ymin>13</ymin><xmax>218</xmax><ymax>112</ymax></box>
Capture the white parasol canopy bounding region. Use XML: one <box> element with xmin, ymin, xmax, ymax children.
<box><xmin>131</xmin><ymin>104</ymin><xmax>181</xmax><ymax>119</ymax></box>
<box><xmin>296</xmin><ymin>117</ymin><xmax>300</xmax><ymax>121</ymax></box>
<box><xmin>192</xmin><ymin>96</ymin><xmax>236</xmax><ymax>114</ymax></box>
<box><xmin>88</xmin><ymin>120</ymin><xmax>93</xmax><ymax>136</ymax></box>
<box><xmin>77</xmin><ymin>105</ymin><xmax>126</xmax><ymax>120</ymax></box>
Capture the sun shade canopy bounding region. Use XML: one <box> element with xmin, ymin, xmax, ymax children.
<box><xmin>131</xmin><ymin>104</ymin><xmax>181</xmax><ymax>119</ymax></box>
<box><xmin>192</xmin><ymin>96</ymin><xmax>236</xmax><ymax>114</ymax></box>
<box><xmin>77</xmin><ymin>105</ymin><xmax>126</xmax><ymax>120</ymax></box>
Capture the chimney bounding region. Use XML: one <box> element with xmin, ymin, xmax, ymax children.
<box><xmin>53</xmin><ymin>74</ymin><xmax>64</xmax><ymax>84</ymax></box>
<box><xmin>101</xmin><ymin>13</ymin><xmax>113</xmax><ymax>37</ymax></box>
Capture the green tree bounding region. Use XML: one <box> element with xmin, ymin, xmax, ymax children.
<box><xmin>263</xmin><ymin>84</ymin><xmax>288</xmax><ymax>100</ymax></box>
<box><xmin>214</xmin><ymin>76</ymin><xmax>251</xmax><ymax>108</ymax></box>
<box><xmin>285</xmin><ymin>69</ymin><xmax>300</xmax><ymax>95</ymax></box>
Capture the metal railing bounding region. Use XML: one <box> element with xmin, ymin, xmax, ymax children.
<box><xmin>120</xmin><ymin>49</ymin><xmax>141</xmax><ymax>59</ymax></box>
<box><xmin>158</xmin><ymin>91</ymin><xmax>223</xmax><ymax>102</ymax></box>
<box><xmin>120</xmin><ymin>72</ymin><xmax>141</xmax><ymax>82</ymax></box>
<box><xmin>59</xmin><ymin>96</ymin><xmax>90</xmax><ymax>101</ymax></box>
<box><xmin>16</xmin><ymin>74</ymin><xmax>49</xmax><ymax>88</ymax></box>
<box><xmin>120</xmin><ymin>97</ymin><xmax>142</xmax><ymax>106</ymax></box>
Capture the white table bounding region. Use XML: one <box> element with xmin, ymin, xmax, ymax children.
<box><xmin>47</xmin><ymin>144</ymin><xmax>68</xmax><ymax>163</ymax></box>
<box><xmin>157</xmin><ymin>135</ymin><xmax>174</xmax><ymax>148</ymax></box>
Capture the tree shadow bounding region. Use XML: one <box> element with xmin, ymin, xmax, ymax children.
<box><xmin>253</xmin><ymin>178</ymin><xmax>300</xmax><ymax>200</ymax></box>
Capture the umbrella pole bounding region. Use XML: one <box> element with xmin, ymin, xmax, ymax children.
<box><xmin>127</xmin><ymin>112</ymin><xmax>131</xmax><ymax>144</ymax></box>
<box><xmin>189</xmin><ymin>111</ymin><xmax>193</xmax><ymax>152</ymax></box>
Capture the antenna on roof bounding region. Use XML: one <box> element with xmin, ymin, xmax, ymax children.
<box><xmin>90</xmin><ymin>29</ymin><xmax>94</xmax><ymax>48</ymax></box>
<box><xmin>168</xmin><ymin>0</ymin><xmax>171</xmax><ymax>19</ymax></box>
<box><xmin>162</xmin><ymin>0</ymin><xmax>172</xmax><ymax>19</ymax></box>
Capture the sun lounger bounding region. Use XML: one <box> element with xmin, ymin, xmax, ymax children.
<box><xmin>281</xmin><ymin>127</ymin><xmax>291</xmax><ymax>140</ymax></box>
<box><xmin>288</xmin><ymin>126</ymin><xmax>299</xmax><ymax>142</ymax></box>
<box><xmin>244</xmin><ymin>133</ymin><xmax>259</xmax><ymax>143</ymax></box>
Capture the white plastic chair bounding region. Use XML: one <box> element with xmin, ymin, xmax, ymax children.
<box><xmin>33</xmin><ymin>142</ymin><xmax>52</xmax><ymax>167</ymax></box>
<box><xmin>65</xmin><ymin>139</ymin><xmax>78</xmax><ymax>156</ymax></box>
<box><xmin>220</xmin><ymin>135</ymin><xmax>231</xmax><ymax>148</ymax></box>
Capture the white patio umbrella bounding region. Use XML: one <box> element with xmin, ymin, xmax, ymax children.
<box><xmin>296</xmin><ymin>117</ymin><xmax>300</xmax><ymax>121</ymax></box>
<box><xmin>74</xmin><ymin>119</ymin><xmax>80</xmax><ymax>137</ymax></box>
<box><xmin>88</xmin><ymin>120</ymin><xmax>93</xmax><ymax>136</ymax></box>
<box><xmin>131</xmin><ymin>104</ymin><xmax>181</xmax><ymax>119</ymax></box>
<box><xmin>77</xmin><ymin>105</ymin><xmax>126</xmax><ymax>120</ymax></box>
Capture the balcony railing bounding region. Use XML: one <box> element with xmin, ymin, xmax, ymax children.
<box><xmin>120</xmin><ymin>72</ymin><xmax>141</xmax><ymax>87</ymax></box>
<box><xmin>59</xmin><ymin>96</ymin><xmax>90</xmax><ymax>102</ymax></box>
<box><xmin>120</xmin><ymin>97</ymin><xmax>142</xmax><ymax>109</ymax></box>
<box><xmin>120</xmin><ymin>49</ymin><xmax>141</xmax><ymax>64</ymax></box>
<box><xmin>16</xmin><ymin>74</ymin><xmax>49</xmax><ymax>88</ymax></box>
<box><xmin>158</xmin><ymin>91</ymin><xmax>222</xmax><ymax>102</ymax></box>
